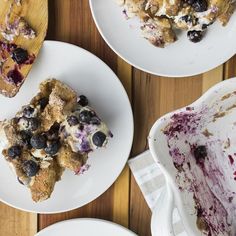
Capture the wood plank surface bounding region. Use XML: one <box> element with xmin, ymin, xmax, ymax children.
<box><xmin>225</xmin><ymin>55</ymin><xmax>236</xmax><ymax>79</ymax></box>
<box><xmin>0</xmin><ymin>1</ymin><xmax>235</xmax><ymax>236</ymax></box>
<box><xmin>0</xmin><ymin>202</ymin><xmax>37</xmax><ymax>236</ymax></box>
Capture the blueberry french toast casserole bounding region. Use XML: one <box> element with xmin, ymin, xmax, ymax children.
<box><xmin>118</xmin><ymin>0</ymin><xmax>236</xmax><ymax>47</ymax></box>
<box><xmin>0</xmin><ymin>79</ymin><xmax>112</xmax><ymax>202</ymax></box>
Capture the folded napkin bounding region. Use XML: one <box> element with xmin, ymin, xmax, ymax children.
<box><xmin>128</xmin><ymin>150</ymin><xmax>187</xmax><ymax>236</ymax></box>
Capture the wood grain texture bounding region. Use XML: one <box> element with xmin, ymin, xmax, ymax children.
<box><xmin>225</xmin><ymin>55</ymin><xmax>236</xmax><ymax>79</ymax></box>
<box><xmin>112</xmin><ymin>58</ymin><xmax>132</xmax><ymax>228</ymax></box>
<box><xmin>0</xmin><ymin>0</ymin><xmax>48</xmax><ymax>97</ymax></box>
<box><xmin>202</xmin><ymin>66</ymin><xmax>223</xmax><ymax>92</ymax></box>
<box><xmin>0</xmin><ymin>202</ymin><xmax>37</xmax><ymax>236</ymax></box>
<box><xmin>47</xmin><ymin>0</ymin><xmax>117</xmax><ymax>73</ymax></box>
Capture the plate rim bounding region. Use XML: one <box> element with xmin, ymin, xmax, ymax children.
<box><xmin>0</xmin><ymin>40</ymin><xmax>134</xmax><ymax>214</ymax></box>
<box><xmin>89</xmin><ymin>0</ymin><xmax>236</xmax><ymax>77</ymax></box>
<box><xmin>35</xmin><ymin>218</ymin><xmax>137</xmax><ymax>236</ymax></box>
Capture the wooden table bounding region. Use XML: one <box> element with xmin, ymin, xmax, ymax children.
<box><xmin>1</xmin><ymin>1</ymin><xmax>236</xmax><ymax>236</ymax></box>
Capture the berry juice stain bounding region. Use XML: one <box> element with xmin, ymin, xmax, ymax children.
<box><xmin>7</xmin><ymin>67</ymin><xmax>23</xmax><ymax>86</ymax></box>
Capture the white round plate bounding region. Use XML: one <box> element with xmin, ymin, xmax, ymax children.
<box><xmin>0</xmin><ymin>41</ymin><xmax>133</xmax><ymax>213</ymax></box>
<box><xmin>36</xmin><ymin>218</ymin><xmax>137</xmax><ymax>236</ymax></box>
<box><xmin>89</xmin><ymin>0</ymin><xmax>236</xmax><ymax>77</ymax></box>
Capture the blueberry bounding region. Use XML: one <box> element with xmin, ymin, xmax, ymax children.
<box><xmin>187</xmin><ymin>30</ymin><xmax>203</xmax><ymax>43</ymax></box>
<box><xmin>46</xmin><ymin>123</ymin><xmax>60</xmax><ymax>140</ymax></box>
<box><xmin>23</xmin><ymin>106</ymin><xmax>35</xmax><ymax>118</ymax></box>
<box><xmin>7</xmin><ymin>68</ymin><xmax>23</xmax><ymax>85</ymax></box>
<box><xmin>181</xmin><ymin>15</ymin><xmax>192</xmax><ymax>23</ymax></box>
<box><xmin>67</xmin><ymin>115</ymin><xmax>79</xmax><ymax>126</ymax></box>
<box><xmin>90</xmin><ymin>116</ymin><xmax>101</xmax><ymax>125</ymax></box>
<box><xmin>194</xmin><ymin>145</ymin><xmax>207</xmax><ymax>163</ymax></box>
<box><xmin>30</xmin><ymin>134</ymin><xmax>47</xmax><ymax>149</ymax></box>
<box><xmin>80</xmin><ymin>141</ymin><xmax>91</xmax><ymax>152</ymax></box>
<box><xmin>8</xmin><ymin>145</ymin><xmax>21</xmax><ymax>158</ymax></box>
<box><xmin>19</xmin><ymin>130</ymin><xmax>32</xmax><ymax>148</ymax></box>
<box><xmin>28</xmin><ymin>118</ymin><xmax>40</xmax><ymax>131</ymax></box>
<box><xmin>50</xmin><ymin>122</ymin><xmax>60</xmax><ymax>131</ymax></box>
<box><xmin>23</xmin><ymin>160</ymin><xmax>39</xmax><ymax>177</ymax></box>
<box><xmin>202</xmin><ymin>24</ymin><xmax>208</xmax><ymax>30</ymax></box>
<box><xmin>44</xmin><ymin>140</ymin><xmax>61</xmax><ymax>155</ymax></box>
<box><xmin>11</xmin><ymin>48</ymin><xmax>28</xmax><ymax>64</ymax></box>
<box><xmin>192</xmin><ymin>0</ymin><xmax>208</xmax><ymax>12</ymax></box>
<box><xmin>79</xmin><ymin>110</ymin><xmax>94</xmax><ymax>123</ymax></box>
<box><xmin>79</xmin><ymin>124</ymin><xmax>84</xmax><ymax>131</ymax></box>
<box><xmin>78</xmin><ymin>95</ymin><xmax>88</xmax><ymax>107</ymax></box>
<box><xmin>38</xmin><ymin>97</ymin><xmax>48</xmax><ymax>110</ymax></box>
<box><xmin>92</xmin><ymin>131</ymin><xmax>106</xmax><ymax>147</ymax></box>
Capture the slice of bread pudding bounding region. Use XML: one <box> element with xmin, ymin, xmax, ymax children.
<box><xmin>0</xmin><ymin>79</ymin><xmax>112</xmax><ymax>202</ymax></box>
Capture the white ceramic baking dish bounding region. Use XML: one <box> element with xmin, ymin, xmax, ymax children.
<box><xmin>149</xmin><ymin>78</ymin><xmax>236</xmax><ymax>236</ymax></box>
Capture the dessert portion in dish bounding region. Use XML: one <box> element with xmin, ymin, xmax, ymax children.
<box><xmin>1</xmin><ymin>1</ymin><xmax>36</xmax><ymax>42</ymax></box>
<box><xmin>0</xmin><ymin>1</ymin><xmax>36</xmax><ymax>97</ymax></box>
<box><xmin>0</xmin><ymin>0</ymin><xmax>47</xmax><ymax>97</ymax></box>
<box><xmin>0</xmin><ymin>41</ymin><xmax>35</xmax><ymax>93</ymax></box>
<box><xmin>163</xmin><ymin>92</ymin><xmax>236</xmax><ymax>235</ymax></box>
<box><xmin>0</xmin><ymin>79</ymin><xmax>112</xmax><ymax>202</ymax></box>
<box><xmin>117</xmin><ymin>0</ymin><xmax>236</xmax><ymax>47</ymax></box>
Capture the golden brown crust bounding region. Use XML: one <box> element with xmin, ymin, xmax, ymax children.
<box><xmin>2</xmin><ymin>121</ymin><xmax>19</xmax><ymax>146</ymax></box>
<box><xmin>120</xmin><ymin>0</ymin><xmax>236</xmax><ymax>46</ymax></box>
<box><xmin>0</xmin><ymin>79</ymin><xmax>89</xmax><ymax>202</ymax></box>
<box><xmin>37</xmin><ymin>79</ymin><xmax>77</xmax><ymax>130</ymax></box>
<box><xmin>218</xmin><ymin>2</ymin><xmax>236</xmax><ymax>25</ymax></box>
<box><xmin>30</xmin><ymin>160</ymin><xmax>64</xmax><ymax>202</ymax></box>
<box><xmin>57</xmin><ymin>145</ymin><xmax>88</xmax><ymax>172</ymax></box>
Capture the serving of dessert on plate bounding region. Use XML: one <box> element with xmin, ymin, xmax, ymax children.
<box><xmin>117</xmin><ymin>0</ymin><xmax>236</xmax><ymax>47</ymax></box>
<box><xmin>0</xmin><ymin>0</ymin><xmax>47</xmax><ymax>97</ymax></box>
<box><xmin>0</xmin><ymin>79</ymin><xmax>112</xmax><ymax>202</ymax></box>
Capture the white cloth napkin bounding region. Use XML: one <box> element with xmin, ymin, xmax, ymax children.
<box><xmin>128</xmin><ymin>150</ymin><xmax>187</xmax><ymax>236</ymax></box>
